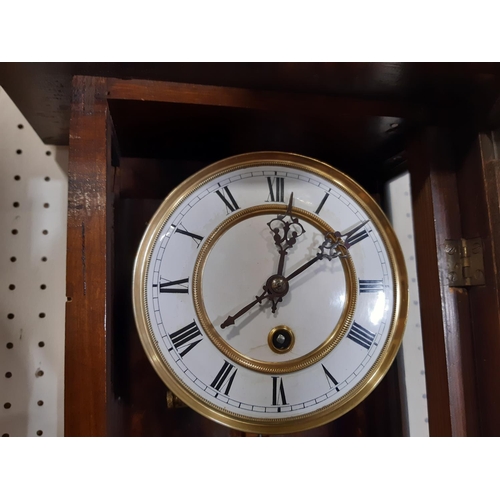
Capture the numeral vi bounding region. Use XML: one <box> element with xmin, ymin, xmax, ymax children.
<box><xmin>272</xmin><ymin>376</ymin><xmax>287</xmax><ymax>410</ymax></box>
<box><xmin>210</xmin><ymin>361</ymin><xmax>237</xmax><ymax>396</ymax></box>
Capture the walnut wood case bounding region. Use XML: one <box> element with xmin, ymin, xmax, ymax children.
<box><xmin>65</xmin><ymin>71</ymin><xmax>500</xmax><ymax>436</ymax></box>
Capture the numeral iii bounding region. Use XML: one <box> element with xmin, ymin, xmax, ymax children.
<box><xmin>359</xmin><ymin>279</ymin><xmax>384</xmax><ymax>293</ymax></box>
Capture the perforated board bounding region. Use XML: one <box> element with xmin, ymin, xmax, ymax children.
<box><xmin>0</xmin><ymin>86</ymin><xmax>67</xmax><ymax>437</ymax></box>
<box><xmin>385</xmin><ymin>172</ymin><xmax>429</xmax><ymax>436</ymax></box>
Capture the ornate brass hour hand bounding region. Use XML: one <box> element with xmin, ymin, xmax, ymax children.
<box><xmin>267</xmin><ymin>193</ymin><xmax>306</xmax><ymax>277</ymax></box>
<box><xmin>220</xmin><ymin>232</ymin><xmax>345</xmax><ymax>329</ymax></box>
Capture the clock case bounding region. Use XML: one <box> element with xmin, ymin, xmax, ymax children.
<box><xmin>65</xmin><ymin>73</ymin><xmax>500</xmax><ymax>436</ymax></box>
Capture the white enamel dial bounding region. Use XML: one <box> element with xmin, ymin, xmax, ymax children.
<box><xmin>133</xmin><ymin>153</ymin><xmax>407</xmax><ymax>433</ymax></box>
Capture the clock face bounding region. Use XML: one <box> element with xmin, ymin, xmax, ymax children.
<box><xmin>133</xmin><ymin>152</ymin><xmax>408</xmax><ymax>434</ymax></box>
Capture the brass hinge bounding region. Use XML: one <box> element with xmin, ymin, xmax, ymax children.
<box><xmin>445</xmin><ymin>238</ymin><xmax>485</xmax><ymax>287</ymax></box>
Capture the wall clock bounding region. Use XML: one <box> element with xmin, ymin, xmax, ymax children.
<box><xmin>133</xmin><ymin>152</ymin><xmax>408</xmax><ymax>434</ymax></box>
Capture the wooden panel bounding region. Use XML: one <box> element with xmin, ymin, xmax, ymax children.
<box><xmin>65</xmin><ymin>76</ymin><xmax>120</xmax><ymax>436</ymax></box>
<box><xmin>106</xmin><ymin>78</ymin><xmax>417</xmax><ymax>119</ymax></box>
<box><xmin>64</xmin><ymin>75</ymin><xmax>408</xmax><ymax>436</ymax></box>
<box><xmin>3</xmin><ymin>62</ymin><xmax>500</xmax><ymax>146</ymax></box>
<box><xmin>456</xmin><ymin>130</ymin><xmax>500</xmax><ymax>436</ymax></box>
<box><xmin>107</xmin><ymin>99</ymin><xmax>405</xmax><ymax>182</ymax></box>
<box><xmin>407</xmin><ymin>128</ymin><xmax>478</xmax><ymax>436</ymax></box>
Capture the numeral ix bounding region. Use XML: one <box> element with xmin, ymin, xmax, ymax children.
<box><xmin>158</xmin><ymin>277</ymin><xmax>189</xmax><ymax>294</ymax></box>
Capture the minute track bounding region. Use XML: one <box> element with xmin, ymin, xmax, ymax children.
<box><xmin>134</xmin><ymin>154</ymin><xmax>406</xmax><ymax>434</ymax></box>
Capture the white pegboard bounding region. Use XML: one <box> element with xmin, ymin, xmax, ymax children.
<box><xmin>385</xmin><ymin>172</ymin><xmax>429</xmax><ymax>437</ymax></box>
<box><xmin>0</xmin><ymin>86</ymin><xmax>67</xmax><ymax>437</ymax></box>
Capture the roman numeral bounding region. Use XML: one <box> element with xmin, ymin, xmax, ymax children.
<box><xmin>210</xmin><ymin>360</ymin><xmax>237</xmax><ymax>396</ymax></box>
<box><xmin>322</xmin><ymin>364</ymin><xmax>339</xmax><ymax>391</ymax></box>
<box><xmin>272</xmin><ymin>376</ymin><xmax>287</xmax><ymax>409</ymax></box>
<box><xmin>347</xmin><ymin>322</ymin><xmax>375</xmax><ymax>350</ymax></box>
<box><xmin>266</xmin><ymin>176</ymin><xmax>285</xmax><ymax>202</ymax></box>
<box><xmin>346</xmin><ymin>229</ymin><xmax>369</xmax><ymax>247</ymax></box>
<box><xmin>168</xmin><ymin>321</ymin><xmax>203</xmax><ymax>357</ymax></box>
<box><xmin>315</xmin><ymin>193</ymin><xmax>329</xmax><ymax>214</ymax></box>
<box><xmin>359</xmin><ymin>279</ymin><xmax>384</xmax><ymax>293</ymax></box>
<box><xmin>159</xmin><ymin>277</ymin><xmax>189</xmax><ymax>294</ymax></box>
<box><xmin>174</xmin><ymin>224</ymin><xmax>204</xmax><ymax>246</ymax></box>
<box><xmin>215</xmin><ymin>186</ymin><xmax>239</xmax><ymax>213</ymax></box>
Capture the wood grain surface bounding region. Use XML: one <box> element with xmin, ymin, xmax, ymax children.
<box><xmin>407</xmin><ymin>128</ymin><xmax>479</xmax><ymax>436</ymax></box>
<box><xmin>456</xmin><ymin>130</ymin><xmax>500</xmax><ymax>436</ymax></box>
<box><xmin>64</xmin><ymin>74</ymin><xmax>500</xmax><ymax>436</ymax></box>
<box><xmin>65</xmin><ymin>76</ymin><xmax>120</xmax><ymax>436</ymax></box>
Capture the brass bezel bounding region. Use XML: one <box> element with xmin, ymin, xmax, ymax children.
<box><xmin>132</xmin><ymin>152</ymin><xmax>409</xmax><ymax>434</ymax></box>
<box><xmin>191</xmin><ymin>204</ymin><xmax>356</xmax><ymax>374</ymax></box>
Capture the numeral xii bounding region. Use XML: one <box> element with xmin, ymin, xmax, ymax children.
<box><xmin>267</xmin><ymin>176</ymin><xmax>284</xmax><ymax>202</ymax></box>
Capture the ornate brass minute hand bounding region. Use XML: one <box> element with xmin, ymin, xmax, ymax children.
<box><xmin>285</xmin><ymin>221</ymin><xmax>369</xmax><ymax>282</ymax></box>
<box><xmin>220</xmin><ymin>290</ymin><xmax>269</xmax><ymax>329</ymax></box>
<box><xmin>334</xmin><ymin>220</ymin><xmax>369</xmax><ymax>250</ymax></box>
<box><xmin>285</xmin><ymin>231</ymin><xmax>344</xmax><ymax>281</ymax></box>
<box><xmin>220</xmin><ymin>231</ymin><xmax>345</xmax><ymax>329</ymax></box>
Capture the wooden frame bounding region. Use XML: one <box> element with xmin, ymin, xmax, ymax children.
<box><xmin>65</xmin><ymin>75</ymin><xmax>500</xmax><ymax>436</ymax></box>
